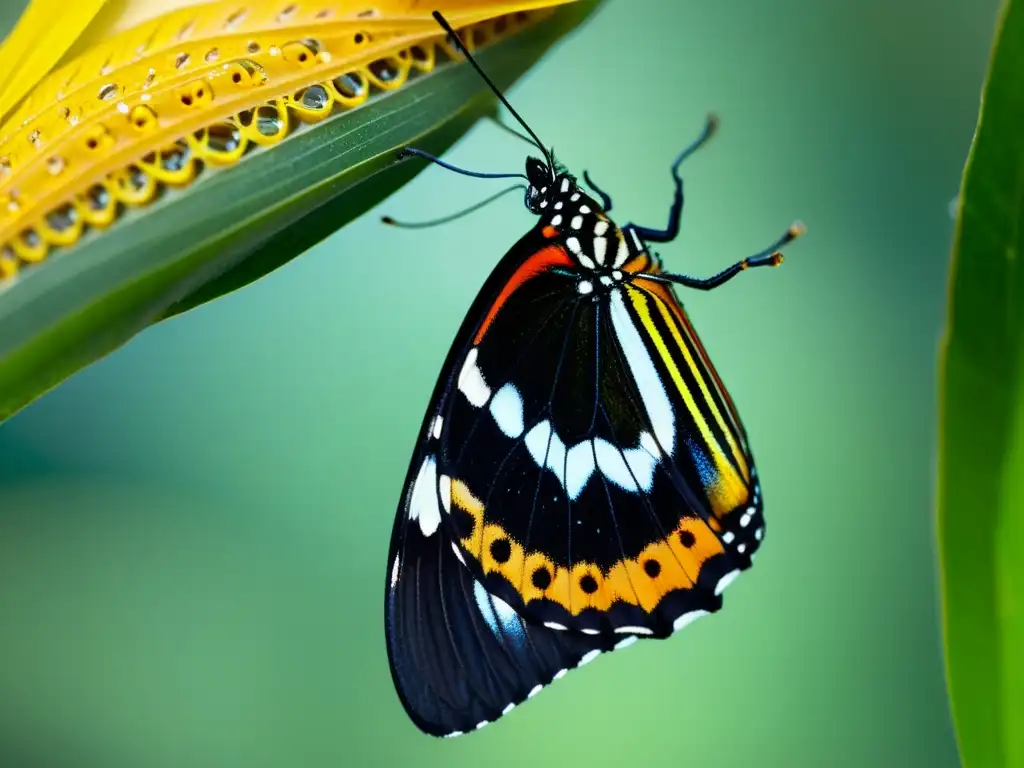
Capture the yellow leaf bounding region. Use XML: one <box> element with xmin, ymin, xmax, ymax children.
<box><xmin>0</xmin><ymin>0</ymin><xmax>108</xmax><ymax>122</ymax></box>
<box><xmin>0</xmin><ymin>0</ymin><xmax>574</xmax><ymax>275</ymax></box>
<box><xmin>0</xmin><ymin>0</ymin><xmax>599</xmax><ymax>422</ymax></box>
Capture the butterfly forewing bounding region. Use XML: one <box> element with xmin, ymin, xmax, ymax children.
<box><xmin>422</xmin><ymin>224</ymin><xmax>762</xmax><ymax>635</ymax></box>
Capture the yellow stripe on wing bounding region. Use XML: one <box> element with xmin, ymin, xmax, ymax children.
<box><xmin>625</xmin><ymin>285</ymin><xmax>748</xmax><ymax>517</ymax></box>
<box><xmin>644</xmin><ymin>285</ymin><xmax>750</xmax><ymax>483</ymax></box>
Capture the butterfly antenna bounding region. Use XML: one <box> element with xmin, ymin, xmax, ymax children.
<box><xmin>433</xmin><ymin>11</ymin><xmax>553</xmax><ymax>169</ymax></box>
<box><xmin>382</xmin><ymin>184</ymin><xmax>526</xmax><ymax>229</ymax></box>
<box><xmin>485</xmin><ymin>113</ymin><xmax>538</xmax><ymax>149</ymax></box>
<box><xmin>397</xmin><ymin>147</ymin><xmax>527</xmax><ymax>181</ymax></box>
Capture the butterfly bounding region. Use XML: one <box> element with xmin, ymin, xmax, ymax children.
<box><xmin>383</xmin><ymin>11</ymin><xmax>803</xmax><ymax>739</ymax></box>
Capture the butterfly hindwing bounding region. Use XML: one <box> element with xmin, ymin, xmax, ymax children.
<box><xmin>385</xmin><ymin>463</ymin><xmax>630</xmax><ymax>737</ymax></box>
<box><xmin>386</xmin><ymin>389</ymin><xmax>639</xmax><ymax>733</ymax></box>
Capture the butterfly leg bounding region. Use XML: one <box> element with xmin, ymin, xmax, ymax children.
<box><xmin>624</xmin><ymin>114</ymin><xmax>719</xmax><ymax>243</ymax></box>
<box><xmin>582</xmin><ymin>170</ymin><xmax>613</xmax><ymax>211</ymax></box>
<box><xmin>651</xmin><ymin>222</ymin><xmax>805</xmax><ymax>291</ymax></box>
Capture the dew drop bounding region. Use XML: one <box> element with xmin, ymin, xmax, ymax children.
<box><xmin>255</xmin><ymin>106</ymin><xmax>284</xmax><ymax>136</ymax></box>
<box><xmin>204</xmin><ymin>123</ymin><xmax>242</xmax><ymax>153</ymax></box>
<box><xmin>369</xmin><ymin>58</ymin><xmax>399</xmax><ymax>82</ymax></box>
<box><xmin>46</xmin><ymin>204</ymin><xmax>78</xmax><ymax>232</ymax></box>
<box><xmin>332</xmin><ymin>72</ymin><xmax>366</xmax><ymax>99</ymax></box>
<box><xmin>86</xmin><ymin>184</ymin><xmax>110</xmax><ymax>211</ymax></box>
<box><xmin>299</xmin><ymin>84</ymin><xmax>329</xmax><ymax>110</ymax></box>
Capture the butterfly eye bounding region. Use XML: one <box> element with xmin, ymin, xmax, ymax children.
<box><xmin>525</xmin><ymin>156</ymin><xmax>549</xmax><ymax>185</ymax></box>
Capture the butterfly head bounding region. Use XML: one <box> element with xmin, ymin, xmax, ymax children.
<box><xmin>524</xmin><ymin>155</ymin><xmax>576</xmax><ymax>214</ymax></box>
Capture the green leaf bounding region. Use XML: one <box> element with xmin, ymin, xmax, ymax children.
<box><xmin>939</xmin><ymin>1</ymin><xmax>1024</xmax><ymax>766</ymax></box>
<box><xmin>0</xmin><ymin>0</ymin><xmax>601</xmax><ymax>422</ymax></box>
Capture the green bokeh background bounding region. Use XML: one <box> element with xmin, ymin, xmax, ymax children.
<box><xmin>0</xmin><ymin>0</ymin><xmax>1000</xmax><ymax>765</ymax></box>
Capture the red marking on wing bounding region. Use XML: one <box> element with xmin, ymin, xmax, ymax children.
<box><xmin>474</xmin><ymin>245</ymin><xmax>574</xmax><ymax>344</ymax></box>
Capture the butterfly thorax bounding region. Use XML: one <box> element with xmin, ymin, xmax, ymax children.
<box><xmin>528</xmin><ymin>173</ymin><xmax>646</xmax><ymax>297</ymax></box>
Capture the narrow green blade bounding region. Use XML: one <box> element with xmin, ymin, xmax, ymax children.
<box><xmin>940</xmin><ymin>1</ymin><xmax>1024</xmax><ymax>765</ymax></box>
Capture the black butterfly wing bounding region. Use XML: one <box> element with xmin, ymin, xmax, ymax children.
<box><xmin>434</xmin><ymin>244</ymin><xmax>764</xmax><ymax>637</ymax></box>
<box><xmin>385</xmin><ymin>228</ymin><xmax>633</xmax><ymax>737</ymax></box>
<box><xmin>384</xmin><ymin>227</ymin><xmax>765</xmax><ymax>734</ymax></box>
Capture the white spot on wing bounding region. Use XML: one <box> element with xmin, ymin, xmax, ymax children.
<box><xmin>457</xmin><ymin>347</ymin><xmax>491</xmax><ymax>407</ymax></box>
<box><xmin>593</xmin><ymin>437</ymin><xmax>656</xmax><ymax>492</ymax></box>
<box><xmin>579</xmin><ymin>649</ymin><xmax>602</xmax><ymax>665</ymax></box>
<box><xmin>502</xmin><ymin>703</ymin><xmax>516</xmax><ymax>715</ymax></box>
<box><xmin>639</xmin><ymin>431</ymin><xmax>661</xmax><ymax>458</ymax></box>
<box><xmin>577</xmin><ymin>280</ymin><xmax>593</xmax><ymax>295</ymax></box>
<box><xmin>528</xmin><ymin>684</ymin><xmax>544</xmax><ymax>698</ymax></box>
<box><xmin>593</xmin><ymin>237</ymin><xmax>607</xmax><ymax>264</ymax></box>
<box><xmin>451</xmin><ymin>542</ymin><xmax>466</xmax><ymax>565</ymax></box>
<box><xmin>715</xmin><ymin>569</ymin><xmax>741</xmax><ymax>595</ymax></box>
<box><xmin>439</xmin><ymin>473</ymin><xmax>451</xmax><ymax>514</ymax></box>
<box><xmin>615</xmin><ymin>625</ymin><xmax>654</xmax><ymax>635</ymax></box>
<box><xmin>491</xmin><ymin>594</ymin><xmax>526</xmax><ymax>644</ymax></box>
<box><xmin>609</xmin><ymin>289</ymin><xmax>675</xmax><ymax>452</ymax></box>
<box><xmin>431</xmin><ymin>415</ymin><xmax>443</xmax><ymax>439</ymax></box>
<box><xmin>525</xmin><ymin>420</ymin><xmax>567</xmax><ymax>485</ymax></box>
<box><xmin>570</xmin><ymin>215</ymin><xmax>583</xmax><ymax>230</ymax></box>
<box><xmin>408</xmin><ymin>456</ymin><xmax>441</xmax><ymax>536</ymax></box>
<box><xmin>490</xmin><ymin>383</ymin><xmax>525</xmax><ymax>438</ymax></box>
<box><xmin>565</xmin><ymin>442</ymin><xmax>596</xmax><ymax>500</ymax></box>
<box><xmin>614</xmin><ymin>234</ymin><xmax>629</xmax><ymax>268</ymax></box>
<box><xmin>614</xmin><ymin>636</ymin><xmax>639</xmax><ymax>649</ymax></box>
<box><xmin>594</xmin><ymin>220</ymin><xmax>609</xmax><ymax>236</ymax></box>
<box><xmin>673</xmin><ymin>609</ymin><xmax>709</xmax><ymax>631</ymax></box>
<box><xmin>474</xmin><ymin>580</ymin><xmax>498</xmax><ymax>634</ymax></box>
<box><xmin>390</xmin><ymin>555</ymin><xmax>400</xmax><ymax>588</ymax></box>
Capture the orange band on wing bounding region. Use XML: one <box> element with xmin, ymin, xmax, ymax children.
<box><xmin>474</xmin><ymin>245</ymin><xmax>573</xmax><ymax>344</ymax></box>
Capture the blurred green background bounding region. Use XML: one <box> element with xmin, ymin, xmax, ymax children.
<box><xmin>0</xmin><ymin>0</ymin><xmax>1000</xmax><ymax>765</ymax></box>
